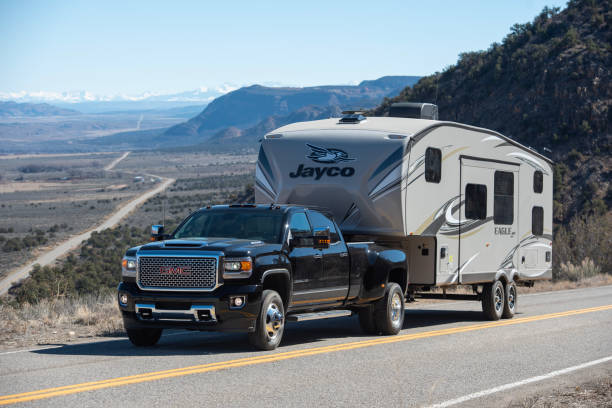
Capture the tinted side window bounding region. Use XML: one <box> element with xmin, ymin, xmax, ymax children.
<box><xmin>308</xmin><ymin>211</ymin><xmax>340</xmax><ymax>243</ymax></box>
<box><xmin>532</xmin><ymin>207</ymin><xmax>544</xmax><ymax>236</ymax></box>
<box><xmin>289</xmin><ymin>212</ymin><xmax>311</xmax><ymax>236</ymax></box>
<box><xmin>533</xmin><ymin>171</ymin><xmax>543</xmax><ymax>193</ymax></box>
<box><xmin>425</xmin><ymin>147</ymin><xmax>441</xmax><ymax>183</ymax></box>
<box><xmin>494</xmin><ymin>171</ymin><xmax>514</xmax><ymax>225</ymax></box>
<box><xmin>465</xmin><ymin>184</ymin><xmax>487</xmax><ymax>220</ymax></box>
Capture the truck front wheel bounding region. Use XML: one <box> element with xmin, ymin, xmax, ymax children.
<box><xmin>374</xmin><ymin>282</ymin><xmax>405</xmax><ymax>335</ymax></box>
<box><xmin>126</xmin><ymin>328</ymin><xmax>162</xmax><ymax>347</ymax></box>
<box><xmin>248</xmin><ymin>289</ymin><xmax>285</xmax><ymax>350</ymax></box>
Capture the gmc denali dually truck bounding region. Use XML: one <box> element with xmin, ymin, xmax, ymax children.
<box><xmin>118</xmin><ymin>204</ymin><xmax>408</xmax><ymax>350</ymax></box>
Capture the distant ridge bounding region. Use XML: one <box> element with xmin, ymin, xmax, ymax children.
<box><xmin>163</xmin><ymin>76</ymin><xmax>420</xmax><ymax>143</ymax></box>
<box><xmin>0</xmin><ymin>101</ymin><xmax>80</xmax><ymax>117</ymax></box>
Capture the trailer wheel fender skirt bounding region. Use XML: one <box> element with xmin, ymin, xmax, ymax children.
<box><xmin>494</xmin><ymin>270</ymin><xmax>512</xmax><ymax>285</ymax></box>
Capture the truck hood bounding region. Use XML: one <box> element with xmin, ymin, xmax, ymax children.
<box><xmin>136</xmin><ymin>238</ymin><xmax>281</xmax><ymax>257</ymax></box>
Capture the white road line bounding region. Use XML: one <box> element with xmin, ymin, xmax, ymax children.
<box><xmin>427</xmin><ymin>355</ymin><xmax>612</xmax><ymax>408</ymax></box>
<box><xmin>0</xmin><ymin>346</ymin><xmax>62</xmax><ymax>356</ymax></box>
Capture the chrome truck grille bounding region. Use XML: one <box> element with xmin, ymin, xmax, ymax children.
<box><xmin>137</xmin><ymin>256</ymin><xmax>219</xmax><ymax>291</ymax></box>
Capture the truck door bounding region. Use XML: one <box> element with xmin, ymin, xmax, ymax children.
<box><xmin>286</xmin><ymin>211</ymin><xmax>322</xmax><ymax>306</ymax></box>
<box><xmin>305</xmin><ymin>210</ymin><xmax>350</xmax><ymax>305</ymax></box>
<box><xmin>459</xmin><ymin>157</ymin><xmax>519</xmax><ymax>283</ymax></box>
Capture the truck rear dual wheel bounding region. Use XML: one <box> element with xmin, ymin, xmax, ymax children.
<box><xmin>359</xmin><ymin>283</ymin><xmax>405</xmax><ymax>335</ymax></box>
<box><xmin>126</xmin><ymin>328</ymin><xmax>162</xmax><ymax>347</ymax></box>
<box><xmin>249</xmin><ymin>289</ymin><xmax>285</xmax><ymax>350</ymax></box>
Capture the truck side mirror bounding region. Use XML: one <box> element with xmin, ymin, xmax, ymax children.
<box><xmin>151</xmin><ymin>224</ymin><xmax>165</xmax><ymax>241</ymax></box>
<box><xmin>313</xmin><ymin>227</ymin><xmax>330</xmax><ymax>250</ymax></box>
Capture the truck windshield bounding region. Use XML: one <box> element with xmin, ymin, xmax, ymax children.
<box><xmin>173</xmin><ymin>210</ymin><xmax>285</xmax><ymax>243</ymax></box>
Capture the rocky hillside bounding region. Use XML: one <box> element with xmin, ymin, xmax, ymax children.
<box><xmin>372</xmin><ymin>0</ymin><xmax>611</xmax><ymax>225</ymax></box>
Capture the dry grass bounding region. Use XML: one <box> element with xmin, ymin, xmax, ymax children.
<box><xmin>507</xmin><ymin>376</ymin><xmax>612</xmax><ymax>407</ymax></box>
<box><xmin>0</xmin><ymin>292</ymin><xmax>122</xmax><ymax>350</ymax></box>
<box><xmin>519</xmin><ymin>274</ymin><xmax>612</xmax><ymax>293</ymax></box>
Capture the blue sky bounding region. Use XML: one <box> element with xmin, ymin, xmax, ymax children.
<box><xmin>0</xmin><ymin>0</ymin><xmax>568</xmax><ymax>95</ymax></box>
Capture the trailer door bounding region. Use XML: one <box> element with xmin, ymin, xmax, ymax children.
<box><xmin>459</xmin><ymin>157</ymin><xmax>519</xmax><ymax>284</ymax></box>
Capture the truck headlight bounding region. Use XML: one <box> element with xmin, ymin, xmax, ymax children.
<box><xmin>223</xmin><ymin>257</ymin><xmax>252</xmax><ymax>279</ymax></box>
<box><xmin>122</xmin><ymin>257</ymin><xmax>137</xmax><ymax>278</ymax></box>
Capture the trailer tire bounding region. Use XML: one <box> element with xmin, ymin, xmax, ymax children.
<box><xmin>248</xmin><ymin>290</ymin><xmax>285</xmax><ymax>350</ymax></box>
<box><xmin>482</xmin><ymin>280</ymin><xmax>504</xmax><ymax>321</ymax></box>
<box><xmin>502</xmin><ymin>281</ymin><xmax>517</xmax><ymax>319</ymax></box>
<box><xmin>358</xmin><ymin>305</ymin><xmax>379</xmax><ymax>334</ymax></box>
<box><xmin>126</xmin><ymin>328</ymin><xmax>162</xmax><ymax>347</ymax></box>
<box><xmin>374</xmin><ymin>282</ymin><xmax>405</xmax><ymax>335</ymax></box>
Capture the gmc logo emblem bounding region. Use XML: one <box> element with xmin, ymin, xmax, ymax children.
<box><xmin>159</xmin><ymin>266</ymin><xmax>192</xmax><ymax>276</ymax></box>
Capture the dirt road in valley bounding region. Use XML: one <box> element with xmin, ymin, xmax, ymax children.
<box><xmin>0</xmin><ymin>152</ymin><xmax>173</xmax><ymax>295</ymax></box>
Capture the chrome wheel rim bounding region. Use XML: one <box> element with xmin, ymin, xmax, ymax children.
<box><xmin>265</xmin><ymin>303</ymin><xmax>283</xmax><ymax>340</ymax></box>
<box><xmin>494</xmin><ymin>285</ymin><xmax>504</xmax><ymax>312</ymax></box>
<box><xmin>508</xmin><ymin>285</ymin><xmax>516</xmax><ymax>311</ymax></box>
<box><xmin>390</xmin><ymin>292</ymin><xmax>403</xmax><ymax>326</ymax></box>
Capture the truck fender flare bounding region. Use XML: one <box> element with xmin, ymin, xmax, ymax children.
<box><xmin>261</xmin><ymin>268</ymin><xmax>292</xmax><ymax>307</ymax></box>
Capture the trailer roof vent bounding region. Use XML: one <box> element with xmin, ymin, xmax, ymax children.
<box><xmin>339</xmin><ymin>110</ymin><xmax>367</xmax><ymax>124</ymax></box>
<box><xmin>389</xmin><ymin>103</ymin><xmax>438</xmax><ymax>120</ymax></box>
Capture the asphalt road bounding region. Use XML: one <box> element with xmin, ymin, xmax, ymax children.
<box><xmin>0</xmin><ymin>286</ymin><xmax>611</xmax><ymax>407</ymax></box>
<box><xmin>0</xmin><ymin>151</ymin><xmax>174</xmax><ymax>295</ymax></box>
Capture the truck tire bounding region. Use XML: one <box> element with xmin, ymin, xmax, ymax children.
<box><xmin>502</xmin><ymin>281</ymin><xmax>517</xmax><ymax>319</ymax></box>
<box><xmin>126</xmin><ymin>328</ymin><xmax>162</xmax><ymax>347</ymax></box>
<box><xmin>358</xmin><ymin>305</ymin><xmax>379</xmax><ymax>334</ymax></box>
<box><xmin>248</xmin><ymin>289</ymin><xmax>285</xmax><ymax>350</ymax></box>
<box><xmin>374</xmin><ymin>282</ymin><xmax>405</xmax><ymax>335</ymax></box>
<box><xmin>482</xmin><ymin>280</ymin><xmax>504</xmax><ymax>321</ymax></box>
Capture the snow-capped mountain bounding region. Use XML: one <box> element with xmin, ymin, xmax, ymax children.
<box><xmin>0</xmin><ymin>85</ymin><xmax>240</xmax><ymax>113</ymax></box>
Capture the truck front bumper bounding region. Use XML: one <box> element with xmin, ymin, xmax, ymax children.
<box><xmin>117</xmin><ymin>282</ymin><xmax>262</xmax><ymax>333</ymax></box>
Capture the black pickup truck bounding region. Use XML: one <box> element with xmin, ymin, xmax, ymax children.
<box><xmin>118</xmin><ymin>204</ymin><xmax>408</xmax><ymax>350</ymax></box>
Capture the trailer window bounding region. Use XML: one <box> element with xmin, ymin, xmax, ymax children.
<box><xmin>425</xmin><ymin>147</ymin><xmax>441</xmax><ymax>183</ymax></box>
<box><xmin>532</xmin><ymin>206</ymin><xmax>544</xmax><ymax>236</ymax></box>
<box><xmin>465</xmin><ymin>184</ymin><xmax>487</xmax><ymax>220</ymax></box>
<box><xmin>494</xmin><ymin>171</ymin><xmax>514</xmax><ymax>225</ymax></box>
<box><xmin>533</xmin><ymin>171</ymin><xmax>543</xmax><ymax>193</ymax></box>
<box><xmin>307</xmin><ymin>210</ymin><xmax>341</xmax><ymax>243</ymax></box>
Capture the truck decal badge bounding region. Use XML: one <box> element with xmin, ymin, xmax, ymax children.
<box><xmin>306</xmin><ymin>144</ymin><xmax>355</xmax><ymax>164</ymax></box>
<box><xmin>159</xmin><ymin>266</ymin><xmax>192</xmax><ymax>276</ymax></box>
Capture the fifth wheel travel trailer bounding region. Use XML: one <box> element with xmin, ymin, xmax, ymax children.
<box><xmin>255</xmin><ymin>104</ymin><xmax>553</xmax><ymax>319</ymax></box>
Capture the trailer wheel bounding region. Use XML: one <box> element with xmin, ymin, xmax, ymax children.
<box><xmin>502</xmin><ymin>281</ymin><xmax>517</xmax><ymax>319</ymax></box>
<box><xmin>358</xmin><ymin>305</ymin><xmax>379</xmax><ymax>334</ymax></box>
<box><xmin>482</xmin><ymin>280</ymin><xmax>504</xmax><ymax>321</ymax></box>
<box><xmin>374</xmin><ymin>282</ymin><xmax>405</xmax><ymax>335</ymax></box>
<box><xmin>248</xmin><ymin>289</ymin><xmax>285</xmax><ymax>350</ymax></box>
<box><xmin>126</xmin><ymin>328</ymin><xmax>162</xmax><ymax>347</ymax></box>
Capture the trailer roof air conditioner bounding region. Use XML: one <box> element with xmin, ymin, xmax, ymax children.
<box><xmin>389</xmin><ymin>102</ymin><xmax>438</xmax><ymax>120</ymax></box>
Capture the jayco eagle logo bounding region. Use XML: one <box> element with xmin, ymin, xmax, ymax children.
<box><xmin>289</xmin><ymin>144</ymin><xmax>356</xmax><ymax>179</ymax></box>
<box><xmin>305</xmin><ymin>144</ymin><xmax>355</xmax><ymax>164</ymax></box>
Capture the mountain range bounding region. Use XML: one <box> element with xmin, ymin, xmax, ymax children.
<box><xmin>163</xmin><ymin>76</ymin><xmax>421</xmax><ymax>143</ymax></box>
<box><xmin>0</xmin><ymin>86</ymin><xmax>235</xmax><ymax>113</ymax></box>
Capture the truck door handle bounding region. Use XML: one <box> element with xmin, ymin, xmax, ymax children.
<box><xmin>339</xmin><ymin>252</ymin><xmax>348</xmax><ymax>258</ymax></box>
<box><xmin>313</xmin><ymin>254</ymin><xmax>323</xmax><ymax>259</ymax></box>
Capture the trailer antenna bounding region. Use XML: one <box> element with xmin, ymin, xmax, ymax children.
<box><xmin>434</xmin><ymin>73</ymin><xmax>440</xmax><ymax>106</ymax></box>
